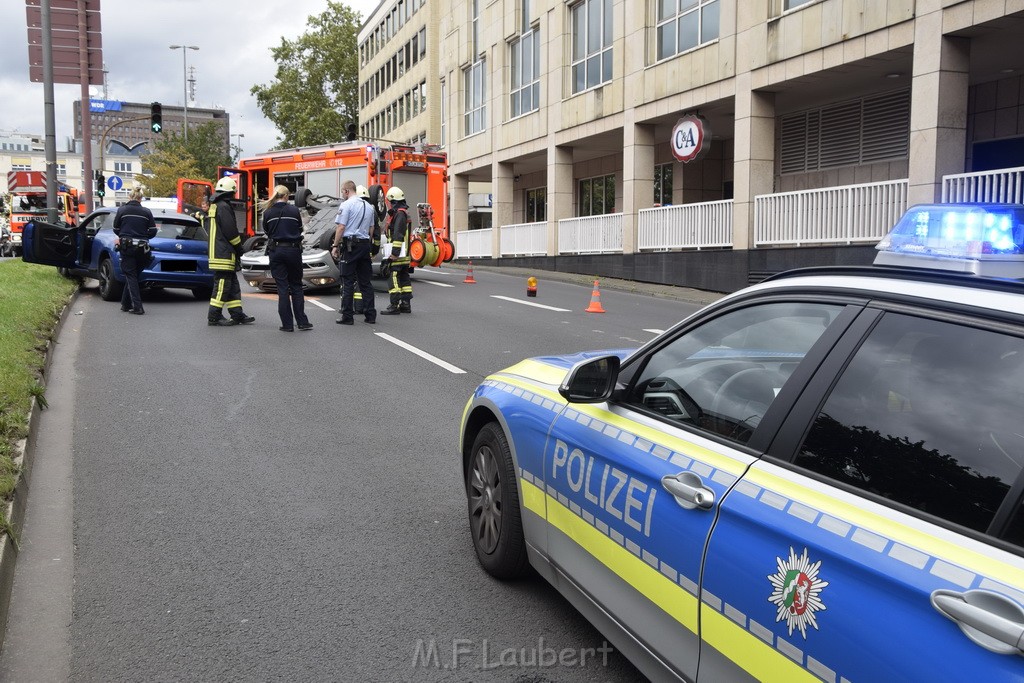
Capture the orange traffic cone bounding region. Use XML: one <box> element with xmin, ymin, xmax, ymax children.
<box><xmin>464</xmin><ymin>261</ymin><xmax>477</xmax><ymax>284</ymax></box>
<box><xmin>585</xmin><ymin>279</ymin><xmax>606</xmax><ymax>313</ymax></box>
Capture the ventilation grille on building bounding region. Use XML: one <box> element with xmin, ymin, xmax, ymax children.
<box><xmin>779</xmin><ymin>89</ymin><xmax>910</xmax><ymax>174</ymax></box>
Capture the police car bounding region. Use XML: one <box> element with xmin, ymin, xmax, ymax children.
<box><xmin>459</xmin><ymin>204</ymin><xmax>1024</xmax><ymax>682</ymax></box>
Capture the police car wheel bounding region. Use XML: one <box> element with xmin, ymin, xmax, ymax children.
<box><xmin>98</xmin><ymin>257</ymin><xmax>123</xmax><ymax>302</ymax></box>
<box><xmin>242</xmin><ymin>236</ymin><xmax>267</xmax><ymax>253</ymax></box>
<box><xmin>466</xmin><ymin>422</ymin><xmax>529</xmax><ymax>579</ymax></box>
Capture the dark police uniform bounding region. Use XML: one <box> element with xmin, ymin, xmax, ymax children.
<box><xmin>112</xmin><ymin>199</ymin><xmax>157</xmax><ymax>314</ymax></box>
<box><xmin>263</xmin><ymin>200</ymin><xmax>311</xmax><ymax>331</ymax></box>
<box><xmin>381</xmin><ymin>198</ymin><xmax>412</xmax><ymax>315</ymax></box>
<box><xmin>207</xmin><ymin>189</ymin><xmax>255</xmax><ymax>325</ymax></box>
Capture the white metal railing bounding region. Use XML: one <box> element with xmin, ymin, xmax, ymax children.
<box><xmin>638</xmin><ymin>200</ymin><xmax>733</xmax><ymax>250</ymax></box>
<box><xmin>942</xmin><ymin>166</ymin><xmax>1024</xmax><ymax>204</ymax></box>
<box><xmin>455</xmin><ymin>228</ymin><xmax>493</xmax><ymax>259</ymax></box>
<box><xmin>755</xmin><ymin>179</ymin><xmax>908</xmax><ymax>246</ymax></box>
<box><xmin>499</xmin><ymin>221</ymin><xmax>547</xmax><ymax>256</ymax></box>
<box><xmin>557</xmin><ymin>213</ymin><xmax>623</xmax><ymax>254</ymax></box>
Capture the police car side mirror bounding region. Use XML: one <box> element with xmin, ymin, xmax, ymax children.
<box><xmin>559</xmin><ymin>355</ymin><xmax>621</xmax><ymax>403</ymax></box>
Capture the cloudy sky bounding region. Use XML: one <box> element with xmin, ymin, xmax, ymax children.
<box><xmin>0</xmin><ymin>0</ymin><xmax>379</xmax><ymax>158</ymax></box>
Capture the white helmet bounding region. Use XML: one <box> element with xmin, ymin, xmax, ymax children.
<box><xmin>356</xmin><ymin>185</ymin><xmax>369</xmax><ymax>198</ymax></box>
<box><xmin>215</xmin><ymin>177</ymin><xmax>237</xmax><ymax>193</ymax></box>
<box><xmin>386</xmin><ymin>186</ymin><xmax>404</xmax><ymax>202</ymax></box>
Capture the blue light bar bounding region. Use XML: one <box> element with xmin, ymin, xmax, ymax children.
<box><xmin>875</xmin><ymin>204</ymin><xmax>1024</xmax><ymax>278</ymax></box>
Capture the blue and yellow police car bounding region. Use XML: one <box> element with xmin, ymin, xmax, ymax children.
<box><xmin>460</xmin><ymin>204</ymin><xmax>1024</xmax><ymax>681</ymax></box>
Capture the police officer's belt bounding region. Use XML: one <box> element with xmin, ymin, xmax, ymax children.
<box><xmin>269</xmin><ymin>240</ymin><xmax>302</xmax><ymax>248</ymax></box>
<box><xmin>124</xmin><ymin>238</ymin><xmax>149</xmax><ymax>248</ymax></box>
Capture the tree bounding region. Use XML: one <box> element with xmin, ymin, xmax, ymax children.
<box><xmin>139</xmin><ymin>145</ymin><xmax>201</xmax><ymax>198</ymax></box>
<box><xmin>250</xmin><ymin>1</ymin><xmax>361</xmax><ymax>148</ymax></box>
<box><xmin>140</xmin><ymin>121</ymin><xmax>231</xmax><ymax>196</ymax></box>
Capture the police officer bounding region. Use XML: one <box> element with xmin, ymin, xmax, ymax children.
<box><xmin>112</xmin><ymin>186</ymin><xmax>157</xmax><ymax>315</ymax></box>
<box><xmin>207</xmin><ymin>176</ymin><xmax>256</xmax><ymax>326</ymax></box>
<box><xmin>331</xmin><ymin>181</ymin><xmax>377</xmax><ymax>325</ymax></box>
<box><xmin>263</xmin><ymin>184</ymin><xmax>312</xmax><ymax>332</ymax></box>
<box><xmin>381</xmin><ymin>186</ymin><xmax>412</xmax><ymax>315</ymax></box>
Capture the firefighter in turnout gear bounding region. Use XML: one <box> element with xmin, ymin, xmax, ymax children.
<box><xmin>207</xmin><ymin>177</ymin><xmax>256</xmax><ymax>326</ymax></box>
<box><xmin>381</xmin><ymin>186</ymin><xmax>412</xmax><ymax>315</ymax></box>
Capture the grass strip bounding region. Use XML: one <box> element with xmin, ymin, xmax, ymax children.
<box><xmin>0</xmin><ymin>260</ymin><xmax>77</xmax><ymax>541</ymax></box>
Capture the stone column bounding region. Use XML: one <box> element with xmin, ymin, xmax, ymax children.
<box><xmin>547</xmin><ymin>144</ymin><xmax>574</xmax><ymax>256</ymax></box>
<box><xmin>622</xmin><ymin>113</ymin><xmax>654</xmax><ymax>254</ymax></box>
<box><xmin>451</xmin><ymin>172</ymin><xmax>470</xmax><ymax>256</ymax></box>
<box><xmin>732</xmin><ymin>76</ymin><xmax>775</xmax><ymax>250</ymax></box>
<box><xmin>493</xmin><ymin>161</ymin><xmax>514</xmax><ymax>258</ymax></box>
<box><xmin>908</xmin><ymin>19</ymin><xmax>969</xmax><ymax>204</ymax></box>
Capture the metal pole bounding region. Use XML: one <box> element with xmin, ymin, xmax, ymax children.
<box><xmin>78</xmin><ymin>0</ymin><xmax>94</xmax><ymax>213</ymax></box>
<box><xmin>181</xmin><ymin>47</ymin><xmax>188</xmax><ymax>142</ymax></box>
<box><xmin>41</xmin><ymin>0</ymin><xmax>58</xmax><ymax>223</ymax></box>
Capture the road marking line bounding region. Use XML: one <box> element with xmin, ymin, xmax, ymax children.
<box><xmin>491</xmin><ymin>295</ymin><xmax>571</xmax><ymax>312</ymax></box>
<box><xmin>376</xmin><ymin>333</ymin><xmax>467</xmax><ymax>374</ymax></box>
<box><xmin>308</xmin><ymin>299</ymin><xmax>335</xmax><ymax>311</ymax></box>
<box><xmin>644</xmin><ymin>328</ymin><xmax>665</xmax><ymax>335</ymax></box>
<box><xmin>420</xmin><ymin>280</ymin><xmax>454</xmax><ymax>287</ymax></box>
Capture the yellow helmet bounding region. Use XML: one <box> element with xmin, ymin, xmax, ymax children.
<box><xmin>386</xmin><ymin>186</ymin><xmax>404</xmax><ymax>202</ymax></box>
<box><xmin>356</xmin><ymin>185</ymin><xmax>369</xmax><ymax>198</ymax></box>
<box><xmin>215</xmin><ymin>177</ymin><xmax>237</xmax><ymax>193</ymax></box>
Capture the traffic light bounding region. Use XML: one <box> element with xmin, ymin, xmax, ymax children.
<box><xmin>96</xmin><ymin>174</ymin><xmax>105</xmax><ymax>197</ymax></box>
<box><xmin>150</xmin><ymin>102</ymin><xmax>163</xmax><ymax>133</ymax></box>
<box><xmin>346</xmin><ymin>122</ymin><xmax>357</xmax><ymax>141</ymax></box>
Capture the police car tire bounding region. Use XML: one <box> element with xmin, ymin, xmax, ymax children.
<box><xmin>466</xmin><ymin>422</ymin><xmax>530</xmax><ymax>579</ymax></box>
<box><xmin>98</xmin><ymin>257</ymin><xmax>123</xmax><ymax>302</ymax></box>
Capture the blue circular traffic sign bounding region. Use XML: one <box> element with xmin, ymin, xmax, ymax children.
<box><xmin>107</xmin><ymin>175</ymin><xmax>123</xmax><ymax>191</ymax></box>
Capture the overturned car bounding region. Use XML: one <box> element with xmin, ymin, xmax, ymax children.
<box><xmin>239</xmin><ymin>192</ymin><xmax>345</xmax><ymax>293</ymax></box>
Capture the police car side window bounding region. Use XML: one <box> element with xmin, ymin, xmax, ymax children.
<box><xmin>625</xmin><ymin>302</ymin><xmax>843</xmax><ymax>444</ymax></box>
<box><xmin>796</xmin><ymin>313</ymin><xmax>1024</xmax><ymax>539</ymax></box>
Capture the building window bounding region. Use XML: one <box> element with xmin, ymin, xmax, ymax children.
<box><xmin>11</xmin><ymin>163</ymin><xmax>31</xmax><ymax>172</ymax></box>
<box><xmin>471</xmin><ymin>0</ymin><xmax>480</xmax><ymax>55</ymax></box>
<box><xmin>464</xmin><ymin>59</ymin><xmax>486</xmax><ymax>136</ymax></box>
<box><xmin>654</xmin><ymin>163</ymin><xmax>673</xmax><ymax>205</ymax></box>
<box><xmin>779</xmin><ymin>89</ymin><xmax>910</xmax><ymax>174</ymax></box>
<box><xmin>783</xmin><ymin>0</ymin><xmax>815</xmax><ymax>10</ymax></box>
<box><xmin>525</xmin><ymin>187</ymin><xmax>546</xmax><ymax>222</ymax></box>
<box><xmin>114</xmin><ymin>161</ymin><xmax>133</xmax><ymax>175</ymax></box>
<box><xmin>571</xmin><ymin>0</ymin><xmax>613</xmax><ymax>94</ymax></box>
<box><xmin>55</xmin><ymin>163</ymin><xmax>67</xmax><ymax>178</ymax></box>
<box><xmin>578</xmin><ymin>174</ymin><xmax>615</xmax><ymax>216</ymax></box>
<box><xmin>656</xmin><ymin>0</ymin><xmax>720</xmax><ymax>61</ymax></box>
<box><xmin>510</xmin><ymin>27</ymin><xmax>540</xmax><ymax>118</ymax></box>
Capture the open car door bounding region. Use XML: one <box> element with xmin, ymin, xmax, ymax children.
<box><xmin>22</xmin><ymin>219</ymin><xmax>79</xmax><ymax>268</ymax></box>
<box><xmin>177</xmin><ymin>178</ymin><xmax>213</xmax><ymax>218</ymax></box>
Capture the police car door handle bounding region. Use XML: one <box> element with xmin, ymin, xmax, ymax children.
<box><xmin>931</xmin><ymin>589</ymin><xmax>1024</xmax><ymax>655</ymax></box>
<box><xmin>661</xmin><ymin>472</ymin><xmax>715</xmax><ymax>510</ymax></box>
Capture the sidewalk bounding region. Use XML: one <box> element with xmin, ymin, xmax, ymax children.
<box><xmin>440</xmin><ymin>262</ymin><xmax>725</xmax><ymax>307</ymax></box>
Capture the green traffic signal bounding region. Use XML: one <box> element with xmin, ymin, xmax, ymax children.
<box><xmin>150</xmin><ymin>102</ymin><xmax>163</xmax><ymax>134</ymax></box>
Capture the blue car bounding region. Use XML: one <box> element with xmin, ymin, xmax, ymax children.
<box><xmin>22</xmin><ymin>207</ymin><xmax>214</xmax><ymax>301</ymax></box>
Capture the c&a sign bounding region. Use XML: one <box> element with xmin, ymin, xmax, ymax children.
<box><xmin>671</xmin><ymin>114</ymin><xmax>710</xmax><ymax>163</ymax></box>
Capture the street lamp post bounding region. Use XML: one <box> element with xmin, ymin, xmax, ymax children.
<box><xmin>169</xmin><ymin>44</ymin><xmax>199</xmax><ymax>142</ymax></box>
<box><xmin>231</xmin><ymin>133</ymin><xmax>244</xmax><ymax>161</ymax></box>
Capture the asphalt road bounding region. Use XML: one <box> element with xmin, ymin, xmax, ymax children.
<box><xmin>1</xmin><ymin>266</ymin><xmax>713</xmax><ymax>682</ymax></box>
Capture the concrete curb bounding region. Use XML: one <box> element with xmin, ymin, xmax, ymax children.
<box><xmin>440</xmin><ymin>261</ymin><xmax>725</xmax><ymax>307</ymax></box>
<box><xmin>0</xmin><ymin>288</ymin><xmax>79</xmax><ymax>654</ymax></box>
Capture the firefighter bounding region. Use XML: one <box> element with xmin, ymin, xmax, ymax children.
<box><xmin>207</xmin><ymin>177</ymin><xmax>256</xmax><ymax>326</ymax></box>
<box><xmin>381</xmin><ymin>186</ymin><xmax>412</xmax><ymax>315</ymax></box>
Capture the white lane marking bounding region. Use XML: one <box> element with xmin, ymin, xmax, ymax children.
<box><xmin>308</xmin><ymin>299</ymin><xmax>335</xmax><ymax>311</ymax></box>
<box><xmin>491</xmin><ymin>295</ymin><xmax>571</xmax><ymax>312</ymax></box>
<box><xmin>644</xmin><ymin>328</ymin><xmax>665</xmax><ymax>335</ymax></box>
<box><xmin>420</xmin><ymin>280</ymin><xmax>454</xmax><ymax>287</ymax></box>
<box><xmin>419</xmin><ymin>269</ymin><xmax>453</xmax><ymax>276</ymax></box>
<box><xmin>376</xmin><ymin>332</ymin><xmax>467</xmax><ymax>374</ymax></box>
